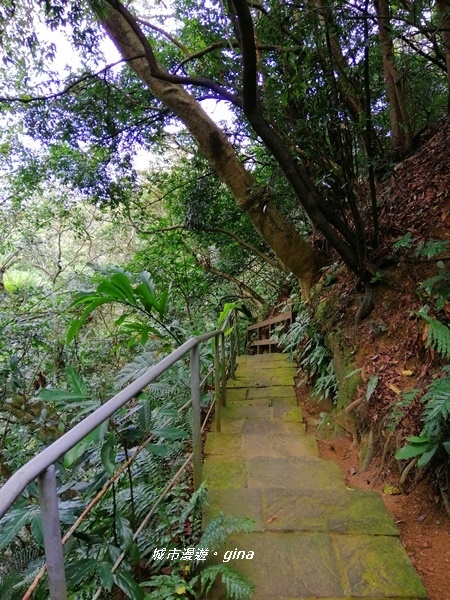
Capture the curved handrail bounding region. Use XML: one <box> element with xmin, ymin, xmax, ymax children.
<box><xmin>0</xmin><ymin>331</ymin><xmax>221</xmax><ymax>518</ymax></box>
<box><xmin>0</xmin><ymin>309</ymin><xmax>240</xmax><ymax>599</ymax></box>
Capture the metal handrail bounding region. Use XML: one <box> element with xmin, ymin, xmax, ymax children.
<box><xmin>0</xmin><ymin>312</ymin><xmax>239</xmax><ymax>599</ymax></box>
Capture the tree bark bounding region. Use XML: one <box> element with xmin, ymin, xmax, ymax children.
<box><xmin>436</xmin><ymin>0</ymin><xmax>450</xmax><ymax>112</ymax></box>
<box><xmin>374</xmin><ymin>0</ymin><xmax>412</xmax><ymax>155</ymax></box>
<box><xmin>99</xmin><ymin>2</ymin><xmax>321</xmax><ymax>296</ymax></box>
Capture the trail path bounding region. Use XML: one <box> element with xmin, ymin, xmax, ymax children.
<box><xmin>203</xmin><ymin>353</ymin><xmax>427</xmax><ymax>600</ymax></box>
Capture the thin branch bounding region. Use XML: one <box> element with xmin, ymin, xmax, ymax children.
<box><xmin>135</xmin><ymin>17</ymin><xmax>190</xmax><ymax>56</ymax></box>
<box><xmin>0</xmin><ymin>56</ymin><xmax>145</xmax><ymax>104</ymax></box>
<box><xmin>175</xmin><ymin>41</ymin><xmax>302</xmax><ymax>72</ymax></box>
<box><xmin>127</xmin><ymin>220</ymin><xmax>286</xmax><ymax>273</ymax></box>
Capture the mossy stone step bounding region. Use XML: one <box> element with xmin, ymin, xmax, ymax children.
<box><xmin>205</xmin><ymin>487</ymin><xmax>399</xmax><ymax>536</ymax></box>
<box><xmin>226</xmin><ymin>386</ymin><xmax>297</xmax><ymax>402</ymax></box>
<box><xmin>218</xmin><ymin>403</ymin><xmax>303</xmax><ymax>423</ymax></box>
<box><xmin>203</xmin><ymin>354</ymin><xmax>426</xmax><ymax>600</ymax></box>
<box><xmin>205</xmin><ymin>431</ymin><xmax>318</xmax><ymax>459</ymax></box>
<box><xmin>204</xmin><ymin>532</ymin><xmax>427</xmax><ymax>599</ymax></box>
<box><xmin>203</xmin><ymin>456</ymin><xmax>346</xmax><ymax>491</ymax></box>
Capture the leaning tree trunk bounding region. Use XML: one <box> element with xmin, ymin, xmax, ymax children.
<box><xmin>99</xmin><ymin>3</ymin><xmax>321</xmax><ymax>297</ymax></box>
<box><xmin>436</xmin><ymin>0</ymin><xmax>450</xmax><ymax>112</ymax></box>
<box><xmin>374</xmin><ymin>0</ymin><xmax>412</xmax><ymax>155</ymax></box>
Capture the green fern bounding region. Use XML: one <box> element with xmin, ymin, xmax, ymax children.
<box><xmin>421</xmin><ymin>368</ymin><xmax>450</xmax><ymax>440</ymax></box>
<box><xmin>199</xmin><ymin>513</ymin><xmax>254</xmax><ymax>551</ymax></box>
<box><xmin>200</xmin><ymin>564</ymin><xmax>254</xmax><ymax>600</ymax></box>
<box><xmin>418</xmin><ymin>309</ymin><xmax>450</xmax><ymax>360</ymax></box>
<box><xmin>426</xmin><ymin>319</ymin><xmax>450</xmax><ymax>359</ymax></box>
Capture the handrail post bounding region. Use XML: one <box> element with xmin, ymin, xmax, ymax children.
<box><xmin>214</xmin><ymin>336</ymin><xmax>221</xmax><ymax>433</ymax></box>
<box><xmin>235</xmin><ymin>308</ymin><xmax>240</xmax><ymax>357</ymax></box>
<box><xmin>38</xmin><ymin>465</ymin><xmax>67</xmax><ymax>600</ymax></box>
<box><xmin>230</xmin><ymin>325</ymin><xmax>236</xmax><ymax>380</ymax></box>
<box><xmin>220</xmin><ymin>332</ymin><xmax>226</xmax><ymax>408</ymax></box>
<box><xmin>190</xmin><ymin>345</ymin><xmax>202</xmax><ymax>491</ymax></box>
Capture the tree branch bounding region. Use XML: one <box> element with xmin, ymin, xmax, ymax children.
<box><xmin>175</xmin><ymin>41</ymin><xmax>302</xmax><ymax>72</ymax></box>
<box><xmin>0</xmin><ymin>57</ymin><xmax>144</xmax><ymax>103</ymax></box>
<box><xmin>105</xmin><ymin>0</ymin><xmax>242</xmax><ymax>106</ymax></box>
<box><xmin>135</xmin><ymin>17</ymin><xmax>190</xmax><ymax>56</ymax></box>
<box><xmin>126</xmin><ymin>219</ymin><xmax>288</xmax><ymax>273</ymax></box>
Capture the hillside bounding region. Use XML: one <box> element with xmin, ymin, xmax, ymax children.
<box><xmin>303</xmin><ymin>116</ymin><xmax>450</xmax><ymax>600</ymax></box>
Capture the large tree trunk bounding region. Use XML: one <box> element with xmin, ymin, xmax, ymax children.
<box><xmin>374</xmin><ymin>0</ymin><xmax>412</xmax><ymax>155</ymax></box>
<box><xmin>100</xmin><ymin>4</ymin><xmax>321</xmax><ymax>296</ymax></box>
<box><xmin>436</xmin><ymin>0</ymin><xmax>450</xmax><ymax>112</ymax></box>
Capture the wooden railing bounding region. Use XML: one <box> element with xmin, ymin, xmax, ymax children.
<box><xmin>245</xmin><ymin>305</ymin><xmax>294</xmax><ymax>354</ymax></box>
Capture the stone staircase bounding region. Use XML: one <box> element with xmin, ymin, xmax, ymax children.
<box><xmin>202</xmin><ymin>353</ymin><xmax>427</xmax><ymax>599</ymax></box>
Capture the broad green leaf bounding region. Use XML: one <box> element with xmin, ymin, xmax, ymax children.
<box><xmin>139</xmin><ymin>270</ymin><xmax>155</xmax><ymax>295</ymax></box>
<box><xmin>64</xmin><ymin>438</ymin><xmax>91</xmax><ymax>468</ymax></box>
<box><xmin>101</xmin><ymin>439</ymin><xmax>116</xmax><ymax>474</ymax></box>
<box><xmin>116</xmin><ymin>514</ymin><xmax>133</xmax><ymax>550</ymax></box>
<box><xmin>158</xmin><ymin>408</ymin><xmax>179</xmax><ymax>418</ymax></box>
<box><xmin>66</xmin><ymin>318</ymin><xmax>81</xmax><ymax>344</ymax></box>
<box><xmin>443</xmin><ymin>440</ymin><xmax>450</xmax><ymax>454</ymax></box>
<box><xmin>0</xmin><ymin>506</ymin><xmax>40</xmax><ymax>549</ymax></box>
<box><xmin>417</xmin><ymin>444</ymin><xmax>439</xmax><ymax>467</ymax></box>
<box><xmin>97</xmin><ymin>279</ymin><xmax>129</xmax><ymax>302</ymax></box>
<box><xmin>113</xmin><ymin>568</ymin><xmax>145</xmax><ymax>600</ymax></box>
<box><xmin>110</xmin><ymin>273</ymin><xmax>137</xmax><ymax>306</ymax></box>
<box><xmin>97</xmin><ymin>562</ymin><xmax>114</xmax><ymax>591</ymax></box>
<box><xmin>146</xmin><ymin>443</ymin><xmax>169</xmax><ymax>456</ymax></box>
<box><xmin>30</xmin><ymin>514</ymin><xmax>44</xmax><ymax>546</ymax></box>
<box><xmin>406</xmin><ymin>435</ymin><xmax>430</xmax><ymax>444</ymax></box>
<box><xmin>150</xmin><ymin>427</ymin><xmax>189</xmax><ymax>440</ymax></box>
<box><xmin>65</xmin><ymin>366</ymin><xmax>87</xmax><ymax>396</ymax></box>
<box><xmin>134</xmin><ymin>282</ymin><xmax>158</xmax><ymax>314</ymax></box>
<box><xmin>395</xmin><ymin>442</ymin><xmax>430</xmax><ymax>460</ymax></box>
<box><xmin>158</xmin><ymin>286</ymin><xmax>170</xmax><ymax>318</ymax></box>
<box><xmin>38</xmin><ymin>389</ymin><xmax>87</xmax><ymax>403</ymax></box>
<box><xmin>64</xmin><ymin>423</ymin><xmax>106</xmax><ymax>468</ymax></box>
<box><xmin>65</xmin><ymin>558</ymin><xmax>97</xmax><ymax>588</ymax></box>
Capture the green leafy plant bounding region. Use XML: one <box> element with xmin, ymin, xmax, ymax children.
<box><xmin>396</xmin><ymin>367</ymin><xmax>450</xmax><ymax>467</ymax></box>
<box><xmin>142</xmin><ymin>512</ymin><xmax>255</xmax><ymax>600</ymax></box>
<box><xmin>417</xmin><ymin>307</ymin><xmax>450</xmax><ymax>359</ymax></box>
<box><xmin>275</xmin><ymin>307</ymin><xmax>337</xmax><ymax>402</ymax></box>
<box><xmin>67</xmin><ymin>267</ymin><xmax>178</xmax><ymax>344</ymax></box>
<box><xmin>418</xmin><ymin>262</ymin><xmax>450</xmax><ymax>310</ymax></box>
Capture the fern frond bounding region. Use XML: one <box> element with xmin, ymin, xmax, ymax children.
<box><xmin>425</xmin><ymin>319</ymin><xmax>450</xmax><ymax>360</ymax></box>
<box><xmin>116</xmin><ymin>352</ymin><xmax>156</xmax><ymax>387</ymax></box>
<box><xmin>199</xmin><ymin>513</ymin><xmax>254</xmax><ymax>551</ymax></box>
<box><xmin>421</xmin><ymin>374</ymin><xmax>450</xmax><ymax>439</ymax></box>
<box><xmin>200</xmin><ymin>564</ymin><xmax>254</xmax><ymax>600</ymax></box>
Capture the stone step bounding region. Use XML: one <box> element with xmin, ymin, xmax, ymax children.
<box><xmin>205</xmin><ymin>488</ymin><xmax>399</xmax><ymax>536</ymax></box>
<box><xmin>237</xmin><ymin>353</ymin><xmax>289</xmax><ymax>363</ymax></box>
<box><xmin>227</xmin><ymin>374</ymin><xmax>296</xmax><ymax>388</ymax></box>
<box><xmin>205</xmin><ymin>431</ymin><xmax>318</xmax><ymax>459</ymax></box>
<box><xmin>204</xmin><ymin>531</ymin><xmax>427</xmax><ymax>599</ymax></box>
<box><xmin>217</xmin><ymin>403</ymin><xmax>303</xmax><ymax>423</ymax></box>
<box><xmin>203</xmin><ymin>353</ymin><xmax>426</xmax><ymax>600</ymax></box>
<box><xmin>203</xmin><ymin>456</ymin><xmax>346</xmax><ymax>491</ymax></box>
<box><xmin>226</xmin><ymin>385</ymin><xmax>297</xmax><ymax>402</ymax></box>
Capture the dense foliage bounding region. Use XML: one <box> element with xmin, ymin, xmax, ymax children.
<box><xmin>2</xmin><ymin>0</ymin><xmax>450</xmax><ymax>596</ymax></box>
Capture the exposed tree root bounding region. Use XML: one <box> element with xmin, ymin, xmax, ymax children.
<box><xmin>399</xmin><ymin>457</ymin><xmax>418</xmax><ymax>493</ymax></box>
<box><xmin>344</xmin><ymin>397</ymin><xmax>363</xmax><ymax>447</ymax></box>
<box><xmin>354</xmin><ymin>283</ymin><xmax>374</xmax><ymax>326</ymax></box>
<box><xmin>360</xmin><ymin>428</ymin><xmax>374</xmax><ymax>472</ymax></box>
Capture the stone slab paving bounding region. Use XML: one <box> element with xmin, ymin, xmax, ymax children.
<box><xmin>203</xmin><ymin>354</ymin><xmax>427</xmax><ymax>599</ymax></box>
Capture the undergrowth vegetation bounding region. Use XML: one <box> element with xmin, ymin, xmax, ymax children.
<box><xmin>0</xmin><ymin>257</ymin><xmax>256</xmax><ymax>599</ymax></box>
<box><xmin>275</xmin><ymin>303</ymin><xmax>337</xmax><ymax>403</ymax></box>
